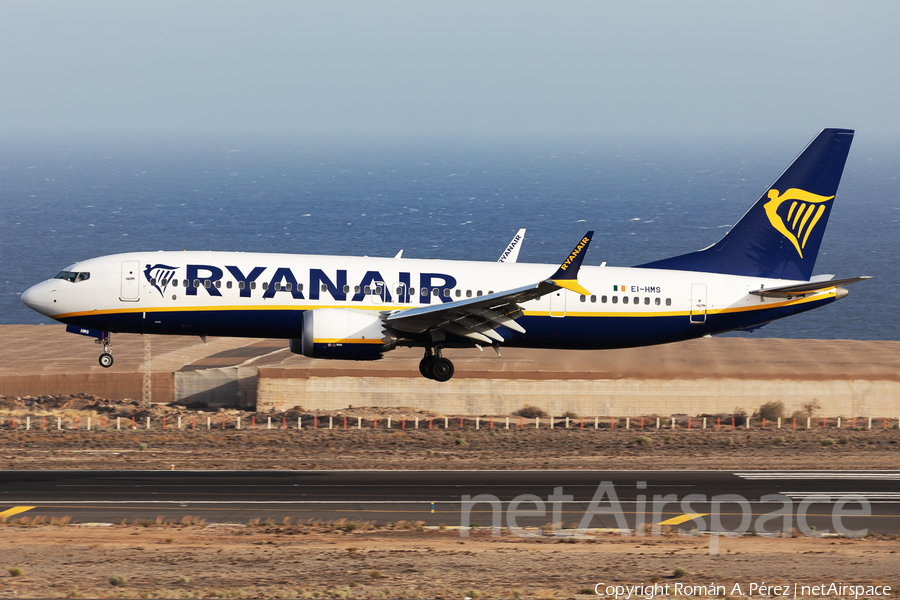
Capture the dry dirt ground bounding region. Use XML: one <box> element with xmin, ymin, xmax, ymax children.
<box><xmin>1</xmin><ymin>522</ymin><xmax>899</xmax><ymax>600</ymax></box>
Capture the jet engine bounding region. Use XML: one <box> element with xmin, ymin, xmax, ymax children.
<box><xmin>290</xmin><ymin>308</ymin><xmax>395</xmax><ymax>360</ymax></box>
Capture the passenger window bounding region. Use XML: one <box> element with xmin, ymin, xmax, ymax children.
<box><xmin>612</xmin><ymin>296</ymin><xmax>618</xmax><ymax>304</ymax></box>
<box><xmin>455</xmin><ymin>289</ymin><xmax>461</xmax><ymax>297</ymax></box>
<box><xmin>476</xmin><ymin>290</ymin><xmax>483</xmax><ymax>297</ymax></box>
<box><xmin>172</xmin><ymin>280</ymin><xmax>179</xmax><ymax>288</ymax></box>
<box><xmin>343</xmin><ymin>285</ymin><xmax>350</xmax><ymax>293</ymax></box>
<box><xmin>655</xmin><ymin>297</ymin><xmax>660</xmax><ymax>305</ymax></box>
<box><xmin>375</xmin><ymin>286</ymin><xmax>383</xmax><ymax>295</ymax></box>
<box><xmin>432</xmin><ymin>288</ymin><xmax>439</xmax><ymax>297</ymax></box>
<box><xmin>623</xmin><ymin>296</ymin><xmax>629</xmax><ymax>304</ymax></box>
<box><xmin>226</xmin><ymin>281</ymin><xmax>232</xmax><ymax>289</ymax></box>
<box><xmin>364</xmin><ymin>286</ymin><xmax>371</xmax><ymax>294</ymax></box>
<box><xmin>591</xmin><ymin>295</ymin><xmax>597</xmax><ymax>303</ymax></box>
<box><xmin>161</xmin><ymin>279</ymin><xmax>168</xmax><ymax>287</ymax></box>
<box><xmin>215</xmin><ymin>280</ymin><xmax>221</xmax><ymax>289</ymax></box>
<box><xmin>601</xmin><ymin>295</ymin><xmax>607</xmax><ymax>303</ymax></box>
<box><xmin>250</xmin><ymin>282</ymin><xmax>256</xmax><ymax>290</ymax></box>
<box><xmin>321</xmin><ymin>284</ymin><xmax>327</xmax><ymax>292</ymax></box>
<box><xmin>355</xmin><ymin>286</ymin><xmax>360</xmax><ymax>293</ymax></box>
<box><xmin>644</xmin><ymin>297</ymin><xmax>649</xmax><ymax>305</ymax></box>
<box><xmin>580</xmin><ymin>295</ymin><xmax>586</xmax><ymax>303</ymax></box>
<box><xmin>285</xmin><ymin>283</ymin><xmax>292</xmax><ymax>291</ymax></box>
<box><xmin>488</xmin><ymin>291</ymin><xmax>494</xmax><ymax>294</ymax></box>
<box><xmin>409</xmin><ymin>288</ymin><xmax>416</xmax><ymax>297</ymax></box>
<box><xmin>204</xmin><ymin>280</ymin><xmax>211</xmax><ymax>288</ymax></box>
<box><xmin>151</xmin><ymin>278</ymin><xmax>157</xmax><ymax>286</ymax></box>
<box><xmin>396</xmin><ymin>286</ymin><xmax>404</xmax><ymax>295</ymax></box>
<box><xmin>262</xmin><ymin>282</ymin><xmax>268</xmax><ymax>290</ymax></box>
<box><xmin>421</xmin><ymin>288</ymin><xmax>428</xmax><ymax>297</ymax></box>
<box><xmin>466</xmin><ymin>290</ymin><xmax>472</xmax><ymax>298</ymax></box>
<box><xmin>238</xmin><ymin>281</ymin><xmax>244</xmax><ymax>290</ymax></box>
<box><xmin>443</xmin><ymin>289</ymin><xmax>450</xmax><ymax>297</ymax></box>
<box><xmin>298</xmin><ymin>284</ymin><xmax>303</xmax><ymax>292</ymax></box>
<box><xmin>666</xmin><ymin>298</ymin><xmax>671</xmax><ymax>306</ymax></box>
<box><xmin>183</xmin><ymin>279</ymin><xmax>189</xmax><ymax>288</ymax></box>
<box><xmin>193</xmin><ymin>280</ymin><xmax>200</xmax><ymax>288</ymax></box>
<box><xmin>274</xmin><ymin>283</ymin><xmax>281</xmax><ymax>291</ymax></box>
<box><xmin>633</xmin><ymin>296</ymin><xmax>639</xmax><ymax>304</ymax></box>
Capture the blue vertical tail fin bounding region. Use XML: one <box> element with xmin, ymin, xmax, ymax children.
<box><xmin>637</xmin><ymin>128</ymin><xmax>854</xmax><ymax>281</ymax></box>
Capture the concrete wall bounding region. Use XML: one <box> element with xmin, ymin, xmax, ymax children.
<box><xmin>174</xmin><ymin>367</ymin><xmax>258</xmax><ymax>408</ymax></box>
<box><xmin>0</xmin><ymin>372</ymin><xmax>174</xmax><ymax>403</ymax></box>
<box><xmin>257</xmin><ymin>375</ymin><xmax>900</xmax><ymax>417</ymax></box>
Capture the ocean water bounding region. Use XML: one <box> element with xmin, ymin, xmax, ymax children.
<box><xmin>1</xmin><ymin>132</ymin><xmax>897</xmax><ymax>340</ymax></box>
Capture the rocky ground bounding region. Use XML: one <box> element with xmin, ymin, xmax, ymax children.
<box><xmin>0</xmin><ymin>394</ymin><xmax>898</xmax><ymax>470</ymax></box>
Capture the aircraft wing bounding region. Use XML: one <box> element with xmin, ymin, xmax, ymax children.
<box><xmin>386</xmin><ymin>232</ymin><xmax>593</xmax><ymax>344</ymax></box>
<box><xmin>749</xmin><ymin>276</ymin><xmax>872</xmax><ymax>298</ymax></box>
<box><xmin>498</xmin><ymin>229</ymin><xmax>526</xmax><ymax>262</ymax></box>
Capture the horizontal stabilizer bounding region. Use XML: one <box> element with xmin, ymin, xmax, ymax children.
<box><xmin>750</xmin><ymin>276</ymin><xmax>872</xmax><ymax>298</ymax></box>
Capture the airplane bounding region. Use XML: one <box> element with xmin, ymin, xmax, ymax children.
<box><xmin>21</xmin><ymin>128</ymin><xmax>870</xmax><ymax>382</ymax></box>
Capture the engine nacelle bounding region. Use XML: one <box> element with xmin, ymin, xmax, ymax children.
<box><xmin>290</xmin><ymin>308</ymin><xmax>395</xmax><ymax>360</ymax></box>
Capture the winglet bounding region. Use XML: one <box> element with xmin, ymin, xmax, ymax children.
<box><xmin>548</xmin><ymin>231</ymin><xmax>593</xmax><ymax>295</ymax></box>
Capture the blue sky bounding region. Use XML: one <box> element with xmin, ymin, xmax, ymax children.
<box><xmin>2</xmin><ymin>1</ymin><xmax>899</xmax><ymax>138</ymax></box>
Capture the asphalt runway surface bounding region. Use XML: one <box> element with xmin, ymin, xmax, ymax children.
<box><xmin>2</xmin><ymin>470</ymin><xmax>898</xmax><ymax>535</ymax></box>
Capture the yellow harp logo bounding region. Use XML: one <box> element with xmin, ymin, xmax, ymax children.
<box><xmin>764</xmin><ymin>188</ymin><xmax>834</xmax><ymax>258</ymax></box>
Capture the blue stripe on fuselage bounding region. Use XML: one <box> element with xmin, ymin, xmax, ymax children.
<box><xmin>57</xmin><ymin>296</ymin><xmax>835</xmax><ymax>350</ymax></box>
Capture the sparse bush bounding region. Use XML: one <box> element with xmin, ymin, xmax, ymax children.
<box><xmin>664</xmin><ymin>435</ymin><xmax>673</xmax><ymax>442</ymax></box>
<box><xmin>138</xmin><ymin>442</ymin><xmax>148</xmax><ymax>451</ymax></box>
<box><xmin>108</xmin><ymin>574</ymin><xmax>127</xmax><ymax>587</ymax></box>
<box><xmin>840</xmin><ymin>435</ymin><xmax>850</xmax><ymax>445</ymax></box>
<box><xmin>349</xmin><ymin>581</ymin><xmax>359</xmax><ymax>588</ymax></box>
<box><xmin>7</xmin><ymin>567</ymin><xmax>24</xmax><ymax>577</ymax></box>
<box><xmin>673</xmin><ymin>566</ymin><xmax>687</xmax><ymax>578</ymax></box>
<box><xmin>454</xmin><ymin>437</ymin><xmax>468</xmax><ymax>446</ymax></box>
<box><xmin>517</xmin><ymin>405</ymin><xmax>548</xmax><ymax>419</ymax></box>
<box><xmin>562</xmin><ymin>411</ymin><xmax>578</xmax><ymax>419</ymax></box>
<box><xmin>636</xmin><ymin>436</ymin><xmax>653</xmax><ymax>446</ymax></box>
<box><xmin>754</xmin><ymin>401</ymin><xmax>785</xmax><ymax>421</ymax></box>
<box><xmin>465</xmin><ymin>591</ymin><xmax>482</xmax><ymax>600</ymax></box>
<box><xmin>344</xmin><ymin>522</ymin><xmax>358</xmax><ymax>532</ymax></box>
<box><xmin>368</xmin><ymin>570</ymin><xmax>383</xmax><ymax>580</ymax></box>
<box><xmin>802</xmin><ymin>400</ymin><xmax>821</xmax><ymax>417</ymax></box>
<box><xmin>773</xmin><ymin>436</ymin><xmax>785</xmax><ymax>445</ymax></box>
<box><xmin>821</xmin><ymin>438</ymin><xmax>835</xmax><ymax>446</ymax></box>
<box><xmin>177</xmin><ymin>576</ymin><xmax>190</xmax><ymax>584</ymax></box>
<box><xmin>724</xmin><ymin>438</ymin><xmax>735</xmax><ymax>446</ymax></box>
<box><xmin>470</xmin><ymin>522</ymin><xmax>481</xmax><ymax>528</ymax></box>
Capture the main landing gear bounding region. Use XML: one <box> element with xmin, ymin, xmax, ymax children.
<box><xmin>419</xmin><ymin>348</ymin><xmax>454</xmax><ymax>382</ymax></box>
<box><xmin>96</xmin><ymin>332</ymin><xmax>114</xmax><ymax>368</ymax></box>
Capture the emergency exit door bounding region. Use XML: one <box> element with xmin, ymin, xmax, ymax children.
<box><xmin>690</xmin><ymin>283</ymin><xmax>707</xmax><ymax>324</ymax></box>
<box><xmin>120</xmin><ymin>260</ymin><xmax>140</xmax><ymax>301</ymax></box>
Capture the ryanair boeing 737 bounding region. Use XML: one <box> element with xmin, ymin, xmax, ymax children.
<box><xmin>22</xmin><ymin>129</ymin><xmax>870</xmax><ymax>381</ymax></box>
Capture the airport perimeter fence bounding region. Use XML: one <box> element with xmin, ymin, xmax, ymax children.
<box><xmin>0</xmin><ymin>414</ymin><xmax>898</xmax><ymax>432</ymax></box>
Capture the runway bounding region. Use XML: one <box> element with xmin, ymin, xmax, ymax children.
<box><xmin>2</xmin><ymin>470</ymin><xmax>898</xmax><ymax>534</ymax></box>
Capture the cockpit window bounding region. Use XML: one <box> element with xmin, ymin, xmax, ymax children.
<box><xmin>57</xmin><ymin>271</ymin><xmax>90</xmax><ymax>282</ymax></box>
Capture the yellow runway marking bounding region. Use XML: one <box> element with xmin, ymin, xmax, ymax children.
<box><xmin>658</xmin><ymin>513</ymin><xmax>708</xmax><ymax>526</ymax></box>
<box><xmin>0</xmin><ymin>506</ymin><xmax>35</xmax><ymax>519</ymax></box>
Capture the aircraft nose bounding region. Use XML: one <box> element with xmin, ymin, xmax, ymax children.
<box><xmin>21</xmin><ymin>281</ymin><xmax>50</xmax><ymax>314</ymax></box>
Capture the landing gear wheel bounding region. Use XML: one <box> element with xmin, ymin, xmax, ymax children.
<box><xmin>430</xmin><ymin>357</ymin><xmax>455</xmax><ymax>382</ymax></box>
<box><xmin>419</xmin><ymin>355</ymin><xmax>435</xmax><ymax>379</ymax></box>
<box><xmin>99</xmin><ymin>353</ymin><xmax>114</xmax><ymax>368</ymax></box>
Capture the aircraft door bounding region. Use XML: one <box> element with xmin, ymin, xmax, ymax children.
<box><xmin>549</xmin><ymin>289</ymin><xmax>566</xmax><ymax>318</ymax></box>
<box><xmin>369</xmin><ymin>280</ymin><xmax>387</xmax><ymax>304</ymax></box>
<box><xmin>120</xmin><ymin>260</ymin><xmax>141</xmax><ymax>302</ymax></box>
<box><xmin>690</xmin><ymin>283</ymin><xmax>707</xmax><ymax>324</ymax></box>
<box><xmin>391</xmin><ymin>282</ymin><xmax>407</xmax><ymax>304</ymax></box>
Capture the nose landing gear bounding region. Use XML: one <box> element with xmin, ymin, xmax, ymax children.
<box><xmin>419</xmin><ymin>348</ymin><xmax>454</xmax><ymax>382</ymax></box>
<box><xmin>95</xmin><ymin>333</ymin><xmax>114</xmax><ymax>368</ymax></box>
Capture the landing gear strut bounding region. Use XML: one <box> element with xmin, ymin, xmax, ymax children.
<box><xmin>419</xmin><ymin>348</ymin><xmax>454</xmax><ymax>382</ymax></box>
<box><xmin>95</xmin><ymin>332</ymin><xmax>114</xmax><ymax>368</ymax></box>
